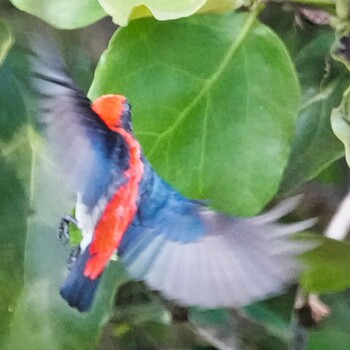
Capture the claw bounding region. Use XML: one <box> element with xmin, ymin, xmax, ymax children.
<box><xmin>58</xmin><ymin>215</ymin><xmax>82</xmax><ymax>270</ymax></box>
<box><xmin>58</xmin><ymin>214</ymin><xmax>78</xmax><ymax>245</ymax></box>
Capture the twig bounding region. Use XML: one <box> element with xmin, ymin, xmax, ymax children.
<box><xmin>325</xmin><ymin>191</ymin><xmax>350</xmax><ymax>240</ymax></box>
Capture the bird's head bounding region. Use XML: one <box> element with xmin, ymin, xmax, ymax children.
<box><xmin>92</xmin><ymin>94</ymin><xmax>132</xmax><ymax>132</ymax></box>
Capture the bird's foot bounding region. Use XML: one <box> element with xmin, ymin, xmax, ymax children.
<box><xmin>58</xmin><ymin>215</ymin><xmax>82</xmax><ymax>269</ymax></box>
<box><xmin>295</xmin><ymin>289</ymin><xmax>331</xmax><ymax>328</ymax></box>
<box><xmin>308</xmin><ymin>294</ymin><xmax>331</xmax><ymax>324</ymax></box>
<box><xmin>58</xmin><ymin>214</ymin><xmax>78</xmax><ymax>245</ymax></box>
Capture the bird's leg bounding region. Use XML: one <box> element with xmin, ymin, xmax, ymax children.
<box><xmin>67</xmin><ymin>245</ymin><xmax>81</xmax><ymax>270</ymax></box>
<box><xmin>58</xmin><ymin>214</ymin><xmax>78</xmax><ymax>245</ymax></box>
<box><xmin>294</xmin><ymin>288</ymin><xmax>330</xmax><ymax>328</ymax></box>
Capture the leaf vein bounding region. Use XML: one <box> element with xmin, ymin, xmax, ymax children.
<box><xmin>147</xmin><ymin>11</ymin><xmax>258</xmax><ymax>158</ymax></box>
<box><xmin>198</xmin><ymin>94</ymin><xmax>211</xmax><ymax>196</ymax></box>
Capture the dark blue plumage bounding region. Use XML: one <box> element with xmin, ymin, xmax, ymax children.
<box><xmin>60</xmin><ymin>246</ymin><xmax>101</xmax><ymax>312</ymax></box>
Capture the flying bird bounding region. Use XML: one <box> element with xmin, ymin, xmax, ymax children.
<box><xmin>24</xmin><ymin>34</ymin><xmax>315</xmax><ymax>312</ymax></box>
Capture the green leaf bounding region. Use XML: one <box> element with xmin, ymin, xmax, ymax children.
<box><xmin>0</xmin><ymin>57</ymin><xmax>29</xmax><ymax>348</ymax></box>
<box><xmin>244</xmin><ymin>303</ymin><xmax>291</xmax><ymax>340</ymax></box>
<box><xmin>90</xmin><ymin>11</ymin><xmax>301</xmax><ymax>215</ymax></box>
<box><xmin>99</xmin><ymin>0</ymin><xmax>205</xmax><ymax>26</ymax></box>
<box><xmin>0</xmin><ymin>21</ymin><xmax>13</xmax><ymax>66</ymax></box>
<box><xmin>0</xmin><ymin>157</ymin><xmax>27</xmax><ymax>348</ymax></box>
<box><xmin>301</xmin><ymin>237</ymin><xmax>350</xmax><ymax>293</ymax></box>
<box><xmin>279</xmin><ymin>33</ymin><xmax>348</xmax><ymax>194</ymax></box>
<box><xmin>9</xmin><ymin>0</ymin><xmax>106</xmax><ymax>29</ymax></box>
<box><xmin>98</xmin><ymin>0</ymin><xmax>248</xmax><ymax>26</ymax></box>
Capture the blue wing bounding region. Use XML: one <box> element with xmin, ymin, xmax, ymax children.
<box><xmin>17</xmin><ymin>31</ymin><xmax>132</xmax><ymax>312</ymax></box>
<box><xmin>119</xmin><ymin>162</ymin><xmax>315</xmax><ymax>308</ymax></box>
<box><xmin>21</xmin><ymin>30</ymin><xmax>129</xmax><ymax>208</ymax></box>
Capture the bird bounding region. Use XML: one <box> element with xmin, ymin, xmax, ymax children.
<box><xmin>23</xmin><ymin>33</ymin><xmax>316</xmax><ymax>313</ymax></box>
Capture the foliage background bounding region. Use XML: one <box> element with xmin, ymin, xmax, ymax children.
<box><xmin>1</xmin><ymin>0</ymin><xmax>350</xmax><ymax>349</ymax></box>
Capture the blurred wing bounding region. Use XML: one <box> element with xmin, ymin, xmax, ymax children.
<box><xmin>119</xmin><ymin>195</ymin><xmax>315</xmax><ymax>308</ymax></box>
<box><xmin>24</xmin><ymin>34</ymin><xmax>129</xmax><ymax>207</ymax></box>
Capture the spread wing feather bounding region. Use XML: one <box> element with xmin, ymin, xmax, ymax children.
<box><xmin>120</xmin><ymin>171</ymin><xmax>315</xmax><ymax>308</ymax></box>
<box><xmin>21</xmin><ymin>32</ymin><xmax>129</xmax><ymax>209</ymax></box>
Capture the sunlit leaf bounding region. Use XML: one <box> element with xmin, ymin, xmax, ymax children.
<box><xmin>9</xmin><ymin>0</ymin><xmax>106</xmax><ymax>29</ymax></box>
<box><xmin>99</xmin><ymin>0</ymin><xmax>249</xmax><ymax>26</ymax></box>
<box><xmin>90</xmin><ymin>11</ymin><xmax>300</xmax><ymax>215</ymax></box>
<box><xmin>99</xmin><ymin>0</ymin><xmax>205</xmax><ymax>26</ymax></box>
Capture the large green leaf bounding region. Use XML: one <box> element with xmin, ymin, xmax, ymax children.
<box><xmin>98</xmin><ymin>0</ymin><xmax>247</xmax><ymax>26</ymax></box>
<box><xmin>9</xmin><ymin>0</ymin><xmax>106</xmax><ymax>29</ymax></box>
<box><xmin>99</xmin><ymin>0</ymin><xmax>206</xmax><ymax>26</ymax></box>
<box><xmin>0</xmin><ymin>157</ymin><xmax>27</xmax><ymax>348</ymax></box>
<box><xmin>279</xmin><ymin>34</ymin><xmax>348</xmax><ymax>194</ymax></box>
<box><xmin>0</xmin><ymin>20</ymin><xmax>13</xmax><ymax>66</ymax></box>
<box><xmin>90</xmin><ymin>11</ymin><xmax>300</xmax><ymax>216</ymax></box>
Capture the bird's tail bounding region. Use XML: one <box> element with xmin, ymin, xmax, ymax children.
<box><xmin>60</xmin><ymin>246</ymin><xmax>101</xmax><ymax>312</ymax></box>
